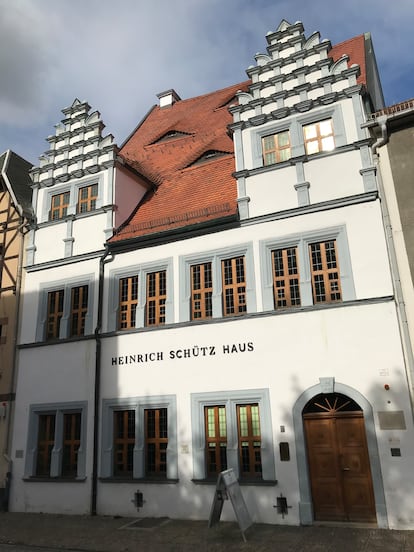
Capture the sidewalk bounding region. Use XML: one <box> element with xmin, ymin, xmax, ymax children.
<box><xmin>1</xmin><ymin>512</ymin><xmax>414</xmax><ymax>551</ymax></box>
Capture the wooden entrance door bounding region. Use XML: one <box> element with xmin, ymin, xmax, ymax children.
<box><xmin>303</xmin><ymin>394</ymin><xmax>376</xmax><ymax>522</ymax></box>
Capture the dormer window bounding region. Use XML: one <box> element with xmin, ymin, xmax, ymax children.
<box><xmin>77</xmin><ymin>183</ymin><xmax>98</xmax><ymax>214</ymax></box>
<box><xmin>303</xmin><ymin>119</ymin><xmax>334</xmax><ymax>155</ymax></box>
<box><xmin>50</xmin><ymin>191</ymin><xmax>70</xmax><ymax>221</ymax></box>
<box><xmin>262</xmin><ymin>131</ymin><xmax>291</xmax><ymax>166</ymax></box>
<box><xmin>153</xmin><ymin>130</ymin><xmax>190</xmax><ymax>144</ymax></box>
<box><xmin>188</xmin><ymin>150</ymin><xmax>229</xmax><ymax>167</ymax></box>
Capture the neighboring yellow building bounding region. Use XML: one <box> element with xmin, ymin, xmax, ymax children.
<box><xmin>0</xmin><ymin>150</ymin><xmax>32</xmax><ymax>510</ymax></box>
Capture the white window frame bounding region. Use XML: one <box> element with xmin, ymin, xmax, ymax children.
<box><xmin>259</xmin><ymin>225</ymin><xmax>355</xmax><ymax>311</ymax></box>
<box><xmin>191</xmin><ymin>388</ymin><xmax>276</xmax><ymax>482</ymax></box>
<box><xmin>100</xmin><ymin>395</ymin><xmax>178</xmax><ymax>480</ymax></box>
<box><xmin>35</xmin><ymin>275</ymin><xmax>95</xmax><ymax>342</ymax></box>
<box><xmin>24</xmin><ymin>401</ymin><xmax>87</xmax><ymax>480</ymax></box>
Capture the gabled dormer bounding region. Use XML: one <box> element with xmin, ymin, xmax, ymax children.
<box><xmin>229</xmin><ymin>20</ymin><xmax>380</xmax><ymax>220</ymax></box>
<box><xmin>27</xmin><ymin>100</ymin><xmax>152</xmax><ymax>265</ymax></box>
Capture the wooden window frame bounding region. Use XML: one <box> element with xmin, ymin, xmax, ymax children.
<box><xmin>303</xmin><ymin>119</ymin><xmax>335</xmax><ymax>155</ymax></box>
<box><xmin>36</xmin><ymin>413</ymin><xmax>56</xmax><ymax>477</ymax></box>
<box><xmin>271</xmin><ymin>247</ymin><xmax>301</xmax><ymax>309</ymax></box>
<box><xmin>62</xmin><ymin>412</ymin><xmax>81</xmax><ymax>477</ymax></box>
<box><xmin>190</xmin><ymin>262</ymin><xmax>213</xmax><ymax>320</ymax></box>
<box><xmin>237</xmin><ymin>403</ymin><xmax>262</xmax><ymax>479</ymax></box>
<box><xmin>146</xmin><ymin>270</ymin><xmax>166</xmax><ymax>326</ymax></box>
<box><xmin>77</xmin><ymin>183</ymin><xmax>98</xmax><ymax>214</ymax></box>
<box><xmin>145</xmin><ymin>408</ymin><xmax>168</xmax><ymax>477</ymax></box>
<box><xmin>46</xmin><ymin>289</ymin><xmax>64</xmax><ymax>340</ymax></box>
<box><xmin>118</xmin><ymin>275</ymin><xmax>138</xmax><ymax>330</ymax></box>
<box><xmin>222</xmin><ymin>256</ymin><xmax>247</xmax><ymax>316</ymax></box>
<box><xmin>309</xmin><ymin>239</ymin><xmax>342</xmax><ymax>304</ymax></box>
<box><xmin>50</xmin><ymin>191</ymin><xmax>70</xmax><ymax>221</ymax></box>
<box><xmin>262</xmin><ymin>130</ymin><xmax>291</xmax><ymax>166</ymax></box>
<box><xmin>204</xmin><ymin>405</ymin><xmax>227</xmax><ymax>477</ymax></box>
<box><xmin>113</xmin><ymin>410</ymin><xmax>136</xmax><ymax>476</ymax></box>
<box><xmin>70</xmin><ymin>285</ymin><xmax>88</xmax><ymax>337</ymax></box>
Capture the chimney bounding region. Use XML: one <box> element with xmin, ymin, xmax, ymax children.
<box><xmin>156</xmin><ymin>89</ymin><xmax>181</xmax><ymax>108</ymax></box>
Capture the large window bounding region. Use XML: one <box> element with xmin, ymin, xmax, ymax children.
<box><xmin>37</xmin><ymin>277</ymin><xmax>94</xmax><ymax>342</ymax></box>
<box><xmin>303</xmin><ymin>119</ymin><xmax>335</xmax><ymax>155</ymax></box>
<box><xmin>262</xmin><ymin>131</ymin><xmax>291</xmax><ymax>166</ymax></box>
<box><xmin>25</xmin><ymin>402</ymin><xmax>87</xmax><ymax>480</ymax></box>
<box><xmin>101</xmin><ymin>396</ymin><xmax>177</xmax><ymax>481</ymax></box>
<box><xmin>191</xmin><ymin>389</ymin><xmax>275</xmax><ymax>482</ymax></box>
<box><xmin>43</xmin><ymin>179</ymin><xmax>101</xmax><ymax>224</ymax></box>
<box><xmin>260</xmin><ymin>227</ymin><xmax>355</xmax><ymax>312</ymax></box>
<box><xmin>109</xmin><ymin>260</ymin><xmax>173</xmax><ymax>331</ymax></box>
<box><xmin>181</xmin><ymin>246</ymin><xmax>255</xmax><ymax>323</ymax></box>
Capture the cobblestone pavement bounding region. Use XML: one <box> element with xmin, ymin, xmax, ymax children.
<box><xmin>1</xmin><ymin>513</ymin><xmax>414</xmax><ymax>551</ymax></box>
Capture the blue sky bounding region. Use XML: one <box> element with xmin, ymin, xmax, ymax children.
<box><xmin>1</xmin><ymin>0</ymin><xmax>413</xmax><ymax>164</ymax></box>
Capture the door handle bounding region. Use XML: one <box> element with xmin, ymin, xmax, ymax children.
<box><xmin>342</xmin><ymin>467</ymin><xmax>351</xmax><ymax>471</ymax></box>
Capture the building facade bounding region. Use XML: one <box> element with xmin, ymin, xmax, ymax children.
<box><xmin>0</xmin><ymin>150</ymin><xmax>32</xmax><ymax>509</ymax></box>
<box><xmin>9</xmin><ymin>21</ymin><xmax>414</xmax><ymax>528</ymax></box>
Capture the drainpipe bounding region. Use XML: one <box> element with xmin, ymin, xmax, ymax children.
<box><xmin>371</xmin><ymin>116</ymin><xmax>414</xmax><ymax>415</ymax></box>
<box><xmin>91</xmin><ymin>244</ymin><xmax>113</xmax><ymax>515</ymax></box>
<box><xmin>4</xmin><ymin>217</ymin><xmax>30</xmax><ymax>509</ymax></box>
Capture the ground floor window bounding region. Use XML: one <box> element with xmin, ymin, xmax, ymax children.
<box><xmin>191</xmin><ymin>389</ymin><xmax>274</xmax><ymax>482</ymax></box>
<box><xmin>101</xmin><ymin>396</ymin><xmax>177</xmax><ymax>480</ymax></box>
<box><xmin>25</xmin><ymin>402</ymin><xmax>87</xmax><ymax>479</ymax></box>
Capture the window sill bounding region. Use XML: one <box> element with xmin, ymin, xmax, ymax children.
<box><xmin>192</xmin><ymin>478</ymin><xmax>278</xmax><ymax>486</ymax></box>
<box><xmin>99</xmin><ymin>477</ymin><xmax>179</xmax><ymax>484</ymax></box>
<box><xmin>23</xmin><ymin>477</ymin><xmax>86</xmax><ymax>483</ymax></box>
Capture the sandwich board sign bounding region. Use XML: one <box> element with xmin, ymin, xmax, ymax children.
<box><xmin>208</xmin><ymin>468</ymin><xmax>252</xmax><ymax>542</ymax></box>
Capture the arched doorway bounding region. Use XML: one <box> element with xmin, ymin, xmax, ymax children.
<box><xmin>303</xmin><ymin>392</ymin><xmax>376</xmax><ymax>522</ymax></box>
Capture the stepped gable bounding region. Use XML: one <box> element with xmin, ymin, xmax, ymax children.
<box><xmin>30</xmin><ymin>99</ymin><xmax>117</xmax><ymax>188</ymax></box>
<box><xmin>231</xmin><ymin>20</ymin><xmax>366</xmax><ymax>126</ymax></box>
<box><xmin>113</xmin><ymin>81</ymin><xmax>249</xmax><ymax>241</ymax></box>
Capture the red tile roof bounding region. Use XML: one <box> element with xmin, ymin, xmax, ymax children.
<box><xmin>113</xmin><ymin>35</ymin><xmax>367</xmax><ymax>242</ymax></box>
<box><xmin>329</xmin><ymin>34</ymin><xmax>366</xmax><ymax>85</ymax></box>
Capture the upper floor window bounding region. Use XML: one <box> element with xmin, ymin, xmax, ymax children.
<box><xmin>222</xmin><ymin>256</ymin><xmax>247</xmax><ymax>316</ymax></box>
<box><xmin>309</xmin><ymin>240</ymin><xmax>342</xmax><ymax>304</ymax></box>
<box><xmin>108</xmin><ymin>259</ymin><xmax>173</xmax><ymax>332</ymax></box>
<box><xmin>37</xmin><ymin>277</ymin><xmax>94</xmax><ymax>342</ymax></box>
<box><xmin>46</xmin><ymin>285</ymin><xmax>88</xmax><ymax>339</ymax></box>
<box><xmin>180</xmin><ymin>246</ymin><xmax>256</xmax><ymax>323</ymax></box>
<box><xmin>50</xmin><ymin>191</ymin><xmax>70</xmax><ymax>221</ymax></box>
<box><xmin>191</xmin><ymin>262</ymin><xmax>213</xmax><ymax>320</ymax></box>
<box><xmin>272</xmin><ymin>247</ymin><xmax>301</xmax><ymax>309</ymax></box>
<box><xmin>77</xmin><ymin>183</ymin><xmax>98</xmax><ymax>214</ymax></box>
<box><xmin>262</xmin><ymin>131</ymin><xmax>291</xmax><ymax>166</ymax></box>
<box><xmin>118</xmin><ymin>275</ymin><xmax>139</xmax><ymax>330</ymax></box>
<box><xmin>146</xmin><ymin>270</ymin><xmax>167</xmax><ymax>326</ymax></box>
<box><xmin>303</xmin><ymin>119</ymin><xmax>334</xmax><ymax>155</ymax></box>
<box><xmin>260</xmin><ymin>226</ymin><xmax>354</xmax><ymax>313</ymax></box>
<box><xmin>25</xmin><ymin>402</ymin><xmax>87</xmax><ymax>480</ymax></box>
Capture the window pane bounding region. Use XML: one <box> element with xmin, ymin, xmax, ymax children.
<box><xmin>309</xmin><ymin>240</ymin><xmax>342</xmax><ymax>304</ymax></box>
<box><xmin>205</xmin><ymin>406</ymin><xmax>227</xmax><ymax>476</ymax></box>
<box><xmin>272</xmin><ymin>247</ymin><xmax>301</xmax><ymax>309</ymax></box>
<box><xmin>146</xmin><ymin>271</ymin><xmax>166</xmax><ymax>326</ymax></box>
<box><xmin>114</xmin><ymin>410</ymin><xmax>135</xmax><ymax>476</ymax></box>
<box><xmin>118</xmin><ymin>276</ymin><xmax>138</xmax><ymax>330</ymax></box>
<box><xmin>62</xmin><ymin>412</ymin><xmax>81</xmax><ymax>477</ymax></box>
<box><xmin>36</xmin><ymin>414</ymin><xmax>55</xmax><ymax>476</ymax></box>
<box><xmin>222</xmin><ymin>257</ymin><xmax>247</xmax><ymax>316</ymax></box>
<box><xmin>145</xmin><ymin>408</ymin><xmax>168</xmax><ymax>476</ymax></box>
<box><xmin>237</xmin><ymin>404</ymin><xmax>262</xmax><ymax>478</ymax></box>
